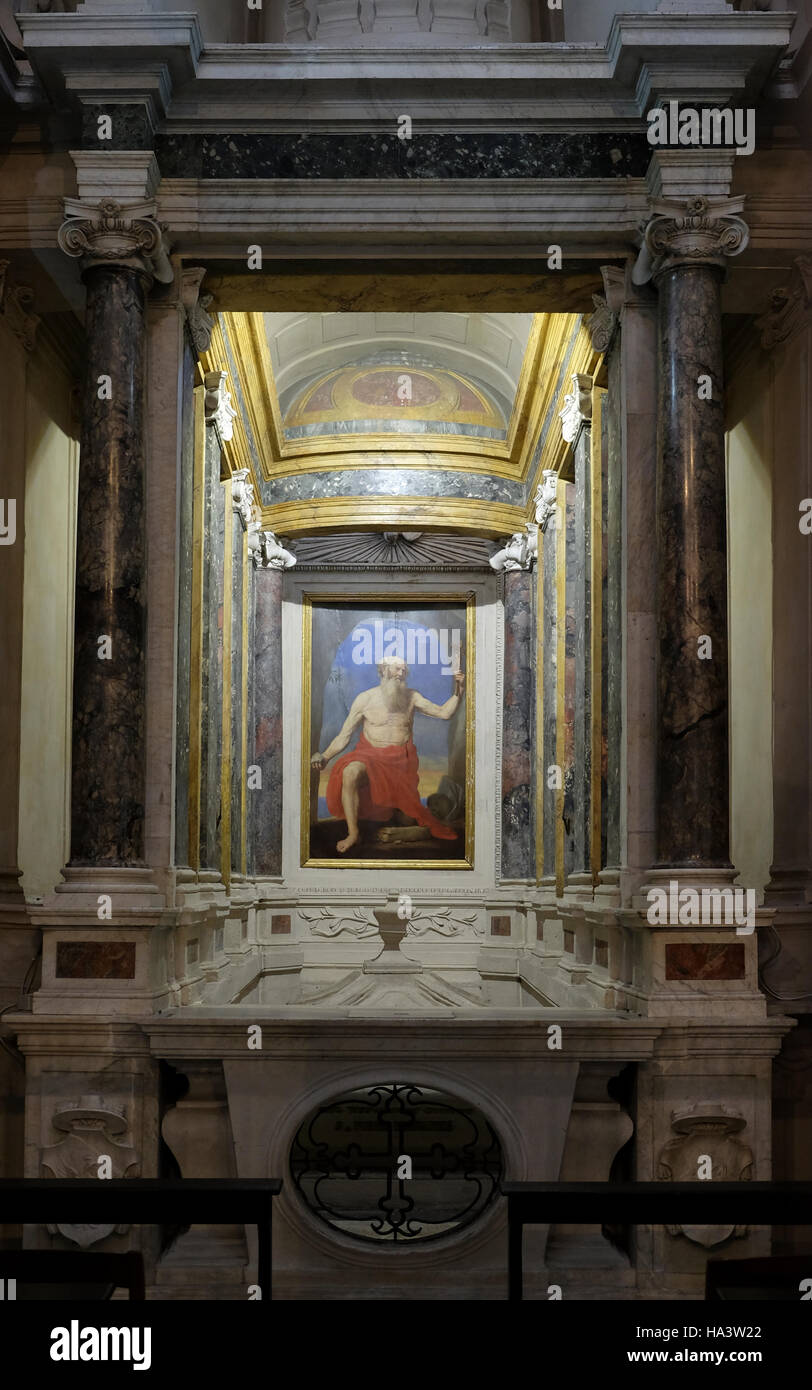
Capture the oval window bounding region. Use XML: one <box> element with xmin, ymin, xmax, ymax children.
<box><xmin>290</xmin><ymin>1082</ymin><xmax>503</xmax><ymax>1244</ymax></box>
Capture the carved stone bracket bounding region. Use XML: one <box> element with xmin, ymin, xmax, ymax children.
<box><xmin>181</xmin><ymin>266</ymin><xmax>214</xmax><ymax>357</ymax></box>
<box><xmin>756</xmin><ymin>256</ymin><xmax>812</xmax><ymax>350</ymax></box>
<box><xmin>248</xmin><ymin>521</ymin><xmax>296</xmax><ymax>569</ymax></box>
<box><xmin>231</xmin><ymin>467</ymin><xmax>258</xmax><ymax>531</ymax></box>
<box><xmin>587</xmin><ymin>266</ymin><xmax>625</xmax><ymax>354</ymax></box>
<box><xmin>57</xmin><ymin>197</ymin><xmax>173</xmax><ymax>284</ymax></box>
<box><xmin>559</xmin><ymin>371</ymin><xmax>593</xmax><ymax>445</ymax></box>
<box><xmin>489</xmin><ymin>523</ymin><xmax>538</xmax><ymax>572</ymax></box>
<box><xmin>0</xmin><ymin>260</ymin><xmax>40</xmax><ymax>351</ymax></box>
<box><xmin>203</xmin><ymin>368</ymin><xmax>238</xmax><ymax>443</ymax></box>
<box><xmin>533</xmin><ymin>469</ymin><xmax>559</xmax><ymax>533</ymax></box>
<box><xmin>634</xmin><ymin>195</ymin><xmax>749</xmax><ymax>284</ymax></box>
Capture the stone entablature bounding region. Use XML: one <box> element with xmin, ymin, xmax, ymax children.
<box><xmin>285</xmin><ymin>1</ymin><xmax>513</xmax><ymax>43</ymax></box>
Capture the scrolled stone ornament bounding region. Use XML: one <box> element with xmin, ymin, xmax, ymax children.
<box><xmin>639</xmin><ymin>195</ymin><xmax>749</xmax><ymax>282</ymax></box>
<box><xmin>57</xmin><ymin>198</ymin><xmax>173</xmax><ymax>283</ymax></box>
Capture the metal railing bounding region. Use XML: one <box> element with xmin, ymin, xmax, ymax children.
<box><xmin>502</xmin><ymin>1181</ymin><xmax>812</xmax><ymax>1301</ymax></box>
<box><xmin>0</xmin><ymin>1179</ymin><xmax>282</xmax><ymax>1300</ymax></box>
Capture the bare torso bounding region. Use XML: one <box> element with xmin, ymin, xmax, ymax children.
<box><xmin>358</xmin><ymin>686</ymin><xmax>416</xmax><ymax>747</ymax></box>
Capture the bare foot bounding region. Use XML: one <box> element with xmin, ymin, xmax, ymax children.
<box><xmin>336</xmin><ymin>832</ymin><xmax>361</xmax><ymax>854</ymax></box>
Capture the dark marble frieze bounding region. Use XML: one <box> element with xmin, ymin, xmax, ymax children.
<box><xmin>153</xmin><ymin>131</ymin><xmax>651</xmax><ymax>181</ymax></box>
<box><xmin>290</xmin><ymin>531</ymin><xmax>495</xmax><ymax>568</ymax></box>
<box><xmin>81</xmin><ymin>103</ymin><xmax>154</xmax><ymax>151</ymax></box>
<box><xmin>259</xmin><ymin>467</ymin><xmax>524</xmax><ymax>507</ymax></box>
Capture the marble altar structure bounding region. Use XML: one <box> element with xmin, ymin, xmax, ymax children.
<box><xmin>0</xmin><ymin>0</ymin><xmax>811</xmax><ymax>1299</ymax></box>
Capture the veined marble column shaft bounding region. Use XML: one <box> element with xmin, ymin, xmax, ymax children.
<box><xmin>642</xmin><ymin>196</ymin><xmax>748</xmax><ymax>868</ymax></box>
<box><xmin>58</xmin><ymin>199</ymin><xmax>170</xmax><ymax>866</ymax></box>
<box><xmin>73</xmin><ymin>264</ymin><xmax>147</xmax><ymax>864</ymax></box>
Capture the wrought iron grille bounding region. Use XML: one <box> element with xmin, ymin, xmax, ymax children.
<box><xmin>290</xmin><ymin>1082</ymin><xmax>503</xmax><ymax>1243</ymax></box>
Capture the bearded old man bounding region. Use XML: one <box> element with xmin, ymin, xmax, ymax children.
<box><xmin>311</xmin><ymin>656</ymin><xmax>465</xmax><ymax>853</ymax></box>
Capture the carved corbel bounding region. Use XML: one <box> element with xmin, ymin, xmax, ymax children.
<box><xmin>756</xmin><ymin>256</ymin><xmax>812</xmax><ymax>350</ymax></box>
<box><xmin>181</xmin><ymin>266</ymin><xmax>214</xmax><ymax>357</ymax></box>
<box><xmin>0</xmin><ymin>260</ymin><xmax>40</xmax><ymax>351</ymax></box>
<box><xmin>231</xmin><ymin>467</ymin><xmax>258</xmax><ymax>531</ymax></box>
<box><xmin>559</xmin><ymin>372</ymin><xmax>593</xmax><ymax>445</ymax></box>
<box><xmin>203</xmin><ymin>369</ymin><xmax>238</xmax><ymax>443</ymax></box>
<box><xmin>489</xmin><ymin>523</ymin><xmax>538</xmax><ymax>572</ymax></box>
<box><xmin>533</xmin><ymin>469</ymin><xmax>559</xmax><ymax>533</ymax></box>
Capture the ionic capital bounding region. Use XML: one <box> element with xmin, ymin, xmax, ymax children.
<box><xmin>634</xmin><ymin>195</ymin><xmax>749</xmax><ymax>284</ymax></box>
<box><xmin>57</xmin><ymin>198</ymin><xmax>173</xmax><ymax>285</ymax></box>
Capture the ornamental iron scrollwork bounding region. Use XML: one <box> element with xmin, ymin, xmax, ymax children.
<box><xmin>290</xmin><ymin>1082</ymin><xmax>503</xmax><ymax>1243</ymax></box>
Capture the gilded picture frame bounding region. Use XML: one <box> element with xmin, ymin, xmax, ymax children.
<box><xmin>301</xmin><ymin>592</ymin><xmax>475</xmax><ymax>869</ymax></box>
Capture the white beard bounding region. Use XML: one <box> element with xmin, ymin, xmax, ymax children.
<box><xmin>380</xmin><ymin>676</ymin><xmax>409</xmax><ymax>711</ymax></box>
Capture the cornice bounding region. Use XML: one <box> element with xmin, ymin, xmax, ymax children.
<box><xmin>15</xmin><ymin>11</ymin><xmax>793</xmax><ymax>124</ymax></box>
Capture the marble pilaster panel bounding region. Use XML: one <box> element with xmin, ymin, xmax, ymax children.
<box><xmin>602</xmin><ymin>343</ymin><xmax>623</xmax><ymax>879</ymax></box>
<box><xmin>0</xmin><ymin>313</ymin><xmax>30</xmax><ymax>918</ymax></box>
<box><xmin>230</xmin><ymin>510</ymin><xmax>244</xmax><ymax>878</ymax></box>
<box><xmin>562</xmin><ymin>482</ymin><xmax>576</xmax><ymax>884</ymax></box>
<box><xmin>174</xmin><ymin>338</ymin><xmax>196</xmax><ymax>869</ymax></box>
<box><xmin>541</xmin><ymin>515</ymin><xmax>558</xmax><ymax>888</ymax></box>
<box><xmin>144</xmin><ymin>295</ymin><xmax>187</xmax><ymax>890</ymax></box>
<box><xmin>571</xmin><ymin>423</ymin><xmax>592</xmax><ymax>882</ymax></box>
<box><xmin>69</xmin><ymin>265</ymin><xmax>148</xmax><ymax>865</ymax></box>
<box><xmin>251</xmin><ymin>568</ymin><xmax>283</xmax><ymax>878</ymax></box>
<box><xmin>501</xmin><ymin>569</ymin><xmax>536</xmax><ymax>881</ymax></box>
<box><xmin>204</xmin><ymin>433</ymin><xmax>225</xmax><ymax>872</ymax></box>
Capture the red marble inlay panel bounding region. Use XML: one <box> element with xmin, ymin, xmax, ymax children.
<box><xmin>55</xmin><ymin>942</ymin><xmax>136</xmax><ymax>979</ymax></box>
<box><xmin>490</xmin><ymin>915</ymin><xmax>511</xmax><ymax>937</ymax></box>
<box><xmin>271</xmin><ymin>914</ymin><xmax>292</xmax><ymax>935</ymax></box>
<box><xmin>665</xmin><ymin>943</ymin><xmax>745</xmax><ymax>981</ymax></box>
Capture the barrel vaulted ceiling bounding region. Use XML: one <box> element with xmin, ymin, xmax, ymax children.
<box><xmin>199</xmin><ymin>309</ymin><xmax>599</xmax><ymax>537</ymax></box>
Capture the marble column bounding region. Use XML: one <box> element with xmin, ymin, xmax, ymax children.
<box><xmin>638</xmin><ymin>196</ymin><xmax>748</xmax><ymax>869</ymax></box>
<box><xmin>57</xmin><ymin>200</ymin><xmax>171</xmax><ymax>865</ymax></box>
